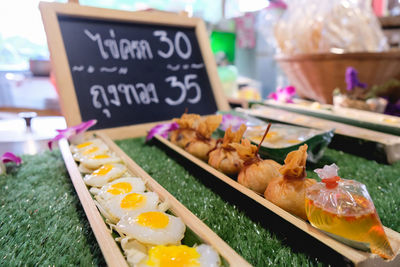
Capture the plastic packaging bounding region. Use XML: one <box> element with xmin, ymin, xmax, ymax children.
<box><xmin>275</xmin><ymin>0</ymin><xmax>388</xmax><ymax>55</ymax></box>
<box><xmin>305</xmin><ymin>164</ymin><xmax>394</xmax><ymax>259</ymax></box>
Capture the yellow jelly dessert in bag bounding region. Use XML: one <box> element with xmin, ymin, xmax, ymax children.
<box><xmin>305</xmin><ymin>164</ymin><xmax>394</xmax><ymax>259</ymax></box>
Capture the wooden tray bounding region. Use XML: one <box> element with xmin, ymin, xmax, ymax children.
<box><xmin>155</xmin><ymin>135</ymin><xmax>400</xmax><ymax>267</ymax></box>
<box><xmin>58</xmin><ymin>133</ymin><xmax>250</xmax><ymax>267</ymax></box>
<box><xmin>238</xmin><ymin>106</ymin><xmax>400</xmax><ymax>164</ymax></box>
<box><xmin>255</xmin><ymin>99</ymin><xmax>400</xmax><ymax>136</ymax></box>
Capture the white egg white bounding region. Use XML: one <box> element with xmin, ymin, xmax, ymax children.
<box><xmin>84</xmin><ymin>163</ymin><xmax>127</xmax><ymax>187</ymax></box>
<box><xmin>95</xmin><ymin>177</ymin><xmax>146</xmax><ymax>200</ymax></box>
<box><xmin>78</xmin><ymin>163</ymin><xmax>97</xmax><ymax>174</ymax></box>
<box><xmin>116</xmin><ymin>211</ymin><xmax>186</xmax><ymax>246</ymax></box>
<box><xmin>97</xmin><ymin>192</ymin><xmax>159</xmax><ymax>224</ymax></box>
<box><xmin>72</xmin><ymin>141</ymin><xmax>109</xmax><ymax>162</ymax></box>
<box><xmin>80</xmin><ymin>154</ymin><xmax>122</xmax><ymax>170</ymax></box>
<box><xmin>196</xmin><ymin>244</ymin><xmax>221</xmax><ymax>267</ymax></box>
<box><xmin>70</xmin><ymin>138</ymin><xmax>105</xmax><ymax>154</ymax></box>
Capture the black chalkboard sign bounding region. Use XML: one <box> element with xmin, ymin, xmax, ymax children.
<box><xmin>40</xmin><ymin>2</ymin><xmax>228</xmax><ymax>133</ymax></box>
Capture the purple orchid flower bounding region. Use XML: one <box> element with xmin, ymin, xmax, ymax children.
<box><xmin>146</xmin><ymin>122</ymin><xmax>179</xmax><ymax>141</ymax></box>
<box><xmin>1</xmin><ymin>152</ymin><xmax>22</xmax><ymax>165</ymax></box>
<box><xmin>48</xmin><ymin>120</ymin><xmax>97</xmax><ymax>150</ymax></box>
<box><xmin>0</xmin><ymin>152</ymin><xmax>22</xmax><ymax>175</ymax></box>
<box><xmin>345</xmin><ymin>67</ymin><xmax>367</xmax><ymax>91</ymax></box>
<box><xmin>220</xmin><ymin>114</ymin><xmax>247</xmax><ymax>131</ymax></box>
<box><xmin>268</xmin><ymin>86</ymin><xmax>296</xmax><ymax>103</ymax></box>
<box><xmin>384</xmin><ymin>98</ymin><xmax>400</xmax><ymax>117</ymax></box>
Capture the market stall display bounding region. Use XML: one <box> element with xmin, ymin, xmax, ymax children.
<box><xmin>58</xmin><ymin>133</ymin><xmax>249</xmax><ymax>266</ymax></box>
<box><xmin>129</xmin><ymin>109</ymin><xmax>397</xmax><ymax>265</ymax></box>
<box><xmin>154</xmin><ymin>133</ymin><xmax>400</xmax><ymax>266</ymax></box>
<box><xmin>21</xmin><ymin>1</ymin><xmax>399</xmax><ymax>266</ymax></box>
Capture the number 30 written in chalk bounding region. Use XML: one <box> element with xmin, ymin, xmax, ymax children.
<box><xmin>153</xmin><ymin>30</ymin><xmax>192</xmax><ymax>59</ymax></box>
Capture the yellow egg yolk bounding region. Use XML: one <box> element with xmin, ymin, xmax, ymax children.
<box><xmin>92</xmin><ymin>164</ymin><xmax>114</xmax><ymax>176</ymax></box>
<box><xmin>83</xmin><ymin>146</ymin><xmax>99</xmax><ymax>155</ymax></box>
<box><xmin>251</xmin><ymin>131</ymin><xmax>278</xmax><ymax>142</ymax></box>
<box><xmin>146</xmin><ymin>245</ymin><xmax>200</xmax><ymax>267</ymax></box>
<box><xmin>265</xmin><ymin>131</ymin><xmax>278</xmax><ymax>139</ymax></box>
<box><xmin>107</xmin><ymin>182</ymin><xmax>132</xmax><ymax>195</ymax></box>
<box><xmin>384</xmin><ymin>118</ymin><xmax>398</xmax><ymax>124</ymax></box>
<box><xmin>91</xmin><ymin>154</ymin><xmax>110</xmax><ymax>159</ymax></box>
<box><xmin>76</xmin><ymin>141</ymin><xmax>93</xmax><ymax>149</ymax></box>
<box><xmin>120</xmin><ymin>193</ymin><xmax>146</xmax><ymax>210</ymax></box>
<box><xmin>136</xmin><ymin>211</ymin><xmax>169</xmax><ymax>229</ymax></box>
<box><xmin>287</xmin><ymin>139</ymin><xmax>300</xmax><ymax>144</ymax></box>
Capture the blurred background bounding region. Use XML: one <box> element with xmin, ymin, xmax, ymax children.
<box><xmin>1</xmin><ymin>0</ymin><xmax>400</xmax><ymax>154</ymax></box>
<box><xmin>0</xmin><ymin>0</ymin><xmax>286</xmax><ymax>111</ymax></box>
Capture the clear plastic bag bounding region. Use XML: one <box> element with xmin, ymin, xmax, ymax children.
<box><xmin>275</xmin><ymin>0</ymin><xmax>389</xmax><ymax>55</ymax></box>
<box><xmin>305</xmin><ymin>164</ymin><xmax>394</xmax><ymax>259</ymax></box>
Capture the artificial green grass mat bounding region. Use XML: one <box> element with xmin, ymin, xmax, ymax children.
<box><xmin>117</xmin><ymin>138</ymin><xmax>317</xmax><ymax>266</ymax></box>
<box><xmin>0</xmin><ymin>150</ymin><xmax>105</xmax><ymax>266</ymax></box>
<box><xmin>1</xmin><ymin>138</ymin><xmax>399</xmax><ymax>266</ymax></box>
<box><xmin>116</xmin><ymin>137</ymin><xmax>400</xmax><ymax>267</ymax></box>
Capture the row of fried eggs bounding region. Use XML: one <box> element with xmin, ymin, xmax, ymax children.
<box><xmin>70</xmin><ymin>138</ymin><xmax>220</xmax><ymax>267</ymax></box>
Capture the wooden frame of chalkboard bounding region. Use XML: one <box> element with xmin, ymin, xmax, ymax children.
<box><xmin>39</xmin><ymin>2</ymin><xmax>229</xmax><ymax>139</ymax></box>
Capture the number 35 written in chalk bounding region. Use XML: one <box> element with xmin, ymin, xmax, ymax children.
<box><xmin>165</xmin><ymin>74</ymin><xmax>201</xmax><ymax>106</ymax></box>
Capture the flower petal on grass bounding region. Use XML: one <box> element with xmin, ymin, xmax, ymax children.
<box><xmin>1</xmin><ymin>152</ymin><xmax>22</xmax><ymax>165</ymax></box>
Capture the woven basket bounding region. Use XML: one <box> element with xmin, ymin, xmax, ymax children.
<box><xmin>276</xmin><ymin>51</ymin><xmax>400</xmax><ymax>104</ymax></box>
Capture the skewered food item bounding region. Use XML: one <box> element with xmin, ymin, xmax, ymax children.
<box><xmin>235</xmin><ymin>124</ymin><xmax>282</xmax><ymax>194</ymax></box>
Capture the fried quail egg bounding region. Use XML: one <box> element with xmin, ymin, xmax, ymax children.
<box><xmin>72</xmin><ymin>140</ymin><xmax>109</xmax><ymax>162</ymax></box>
<box><xmin>137</xmin><ymin>244</ymin><xmax>221</xmax><ymax>267</ymax></box>
<box><xmin>117</xmin><ymin>211</ymin><xmax>185</xmax><ymax>245</ymax></box>
<box><xmin>98</xmin><ymin>192</ymin><xmax>159</xmax><ymax>223</ymax></box>
<box><xmin>84</xmin><ymin>163</ymin><xmax>126</xmax><ymax>187</ymax></box>
<box><xmin>80</xmin><ymin>154</ymin><xmax>121</xmax><ymax>170</ymax></box>
<box><xmin>95</xmin><ymin>177</ymin><xmax>146</xmax><ymax>200</ymax></box>
<box><xmin>70</xmin><ymin>138</ymin><xmax>105</xmax><ymax>153</ymax></box>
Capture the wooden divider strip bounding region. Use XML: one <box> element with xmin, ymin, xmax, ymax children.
<box><xmin>58</xmin><ymin>138</ymin><xmax>129</xmax><ymax>267</ymax></box>
<box><xmin>97</xmin><ymin>132</ymin><xmax>251</xmax><ymax>267</ymax></box>
<box><xmin>154</xmin><ymin>135</ymin><xmax>400</xmax><ymax>267</ymax></box>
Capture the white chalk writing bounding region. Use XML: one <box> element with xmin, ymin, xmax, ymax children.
<box><xmin>72</xmin><ymin>65</ymin><xmax>84</xmax><ymax>71</ymax></box>
<box><xmin>153</xmin><ymin>31</ymin><xmax>192</xmax><ymax>59</ymax></box>
<box><xmin>164</xmin><ymin>74</ymin><xmax>201</xmax><ymax>106</ymax></box>
<box><xmin>84</xmin><ymin>29</ymin><xmax>153</xmax><ymax>60</ymax></box>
